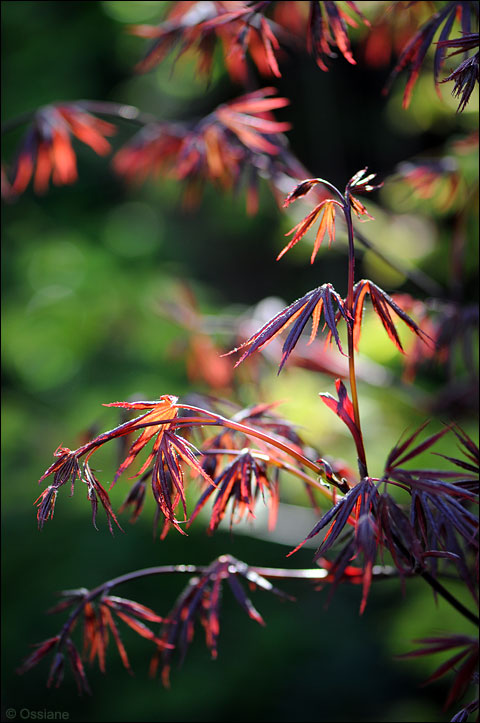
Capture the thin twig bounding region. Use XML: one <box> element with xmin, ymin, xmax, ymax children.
<box><xmin>354</xmin><ymin>228</ymin><xmax>443</xmax><ymax>297</ymax></box>
<box><xmin>1</xmin><ymin>100</ymin><xmax>159</xmax><ymax>135</ymax></box>
<box><xmin>57</xmin><ymin>564</ymin><xmax>199</xmax><ymax>646</ymax></box>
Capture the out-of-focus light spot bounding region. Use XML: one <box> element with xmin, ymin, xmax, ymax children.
<box><xmin>103</xmin><ymin>202</ymin><xmax>162</xmax><ymax>257</ymax></box>
<box><xmin>101</xmin><ymin>1</ymin><xmax>166</xmax><ymax>23</ymax></box>
<box><xmin>27</xmin><ymin>285</ymin><xmax>73</xmax><ymax>312</ymax></box>
<box><xmin>27</xmin><ymin>238</ymin><xmax>86</xmax><ymax>291</ymax></box>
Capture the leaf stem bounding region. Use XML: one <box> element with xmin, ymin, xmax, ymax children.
<box><xmin>353</xmin><ymin>228</ymin><xmax>442</xmax><ymax>297</ymax></box>
<box><xmin>75</xmin><ymin>100</ymin><xmax>159</xmax><ymax>126</ymax></box>
<box><xmin>56</xmin><ymin>558</ymin><xmax>400</xmax><ymax>647</ymax></box>
<box><xmin>253</xmin><ymin>563</ymin><xmax>397</xmax><ymax>579</ymax></box>
<box><xmin>420</xmin><ymin>569</ymin><xmax>479</xmax><ymax>627</ymax></box>
<box><xmin>343</xmin><ymin>198</ymin><xmax>368</xmax><ymax>475</ymax></box>
<box><xmin>1</xmin><ymin>100</ymin><xmax>158</xmax><ymax>135</ymax></box>
<box><xmin>69</xmin><ymin>407</ymin><xmax>350</xmax><ymax>498</ymax></box>
<box><xmin>177</xmin><ymin>404</ymin><xmax>350</xmax><ymax>493</ymax></box>
<box><xmin>57</xmin><ymin>565</ymin><xmax>199</xmax><ymax>647</ymax></box>
<box><xmin>392</xmin><ymin>533</ymin><xmax>480</xmax><ymax>627</ymax></box>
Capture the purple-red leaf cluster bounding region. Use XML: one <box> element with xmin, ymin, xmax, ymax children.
<box><xmin>226</xmin><ymin>283</ymin><xmax>348</xmax><ymax>372</ymax></box>
<box><xmin>7</xmin><ymin>105</ymin><xmax>115</xmax><ymax>197</ymax></box>
<box><xmin>113</xmin><ymin>88</ymin><xmax>297</xmax><ymax>213</ymax></box>
<box><xmin>385</xmin><ymin>1</ymin><xmax>478</xmax><ymax>108</ymax></box>
<box><xmin>155</xmin><ymin>555</ymin><xmax>289</xmax><ymax>686</ymax></box>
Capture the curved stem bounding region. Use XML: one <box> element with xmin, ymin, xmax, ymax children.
<box><xmin>316</xmin><ymin>178</ymin><xmax>345</xmax><ymax>205</ymax></box>
<box><xmin>56</xmin><ymin>557</ymin><xmax>402</xmax><ymax>648</ymax></box>
<box><xmin>353</xmin><ymin>228</ymin><xmax>442</xmax><ymax>297</ymax></box>
<box><xmin>57</xmin><ymin>564</ymin><xmax>199</xmax><ymax>646</ymax></box>
<box><xmin>75</xmin><ymin>100</ymin><xmax>159</xmax><ymax>126</ymax></box>
<box><xmin>176</xmin><ymin>404</ymin><xmax>350</xmax><ymax>493</ymax></box>
<box><xmin>1</xmin><ymin>100</ymin><xmax>158</xmax><ymax>135</ymax></box>
<box><xmin>75</xmin><ymin>412</ymin><xmax>325</xmax><ymax>479</ymax></box>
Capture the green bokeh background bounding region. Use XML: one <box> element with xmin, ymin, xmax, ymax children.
<box><xmin>2</xmin><ymin>2</ymin><xmax>478</xmax><ymax>722</ymax></box>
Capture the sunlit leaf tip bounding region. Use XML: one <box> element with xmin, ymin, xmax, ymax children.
<box><xmin>352</xmin><ymin>279</ymin><xmax>431</xmax><ymax>353</ymax></box>
<box><xmin>278</xmin><ymin>199</ymin><xmax>341</xmax><ymax>264</ymax></box>
<box><xmin>227</xmin><ymin>284</ymin><xmax>348</xmax><ymax>372</ymax></box>
<box><xmin>282</xmin><ymin>178</ymin><xmax>322</xmax><ymax>207</ymax></box>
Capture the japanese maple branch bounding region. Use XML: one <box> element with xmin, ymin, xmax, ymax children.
<box><xmin>56</xmin><ymin>558</ymin><xmax>401</xmax><ymax>646</ymax></box>
<box><xmin>76</xmin><ymin>100</ymin><xmax>159</xmax><ymax>126</ymax></box>
<box><xmin>253</xmin><ymin>564</ymin><xmax>397</xmax><ymax>580</ymax></box>
<box><xmin>344</xmin><ymin>199</ymin><xmax>363</xmax><ymax>437</ymax></box>
<box><xmin>303</xmin><ymin>179</ymin><xmax>368</xmax><ymax>474</ymax></box>
<box><xmin>392</xmin><ymin>533</ymin><xmax>479</xmax><ymax>627</ymax></box>
<box><xmin>200</xmin><ymin>447</ymin><xmax>339</xmax><ymax>503</ymax></box>
<box><xmin>297</xmin><ymin>169</ymin><xmax>441</xmax><ymax>296</ymax></box>
<box><xmin>353</xmin><ymin>228</ymin><xmax>442</xmax><ymax>297</ymax></box>
<box><xmin>176</xmin><ymin>404</ymin><xmax>350</xmax><ymax>493</ymax></box>
<box><xmin>57</xmin><ymin>564</ymin><xmax>199</xmax><ymax>647</ymax></box>
<box><xmin>69</xmin><ymin>409</ymin><xmax>350</xmax><ymax>495</ymax></box>
<box><xmin>420</xmin><ymin>569</ymin><xmax>479</xmax><ymax>627</ymax></box>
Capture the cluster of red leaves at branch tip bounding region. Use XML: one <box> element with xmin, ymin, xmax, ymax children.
<box><xmin>286</xmin><ymin>422</ymin><xmax>478</xmax><ymax>615</ymax></box>
<box><xmin>35</xmin><ymin>395</ymin><xmax>217</xmax><ymax>537</ymax></box>
<box><xmin>34</xmin><ymin>450</ymin><xmax>122</xmax><ymax>535</ymax></box>
<box><xmin>398</xmin><ymin>635</ymin><xmax>479</xmax><ymax>716</ymax></box>
<box><xmin>395</xmin><ymin>157</ymin><xmax>463</xmax><ymax>212</ymax></box>
<box><xmin>225</xmin><ymin>283</ymin><xmax>349</xmax><ymax>373</ymax></box>
<box><xmin>345</xmin><ymin>166</ymin><xmax>383</xmax><ymax>201</ymax></box>
<box><xmin>383</xmin><ymin>423</ymin><xmax>479</xmax><ymax>600</ymax></box>
<box><xmin>192</xmin><ymin>397</ymin><xmax>322</xmax><ymax>526</ymax></box>
<box><xmin>151</xmin><ymin>555</ymin><xmax>292</xmax><ymax>687</ymax></box>
<box><xmin>438</xmin><ymin>32</ymin><xmax>479</xmax><ymax>113</ymax></box>
<box><xmin>387</xmin><ymin>294</ymin><xmax>479</xmax><ymax>395</ymax></box>
<box><xmin>113</xmin><ymin>87</ymin><xmax>300</xmax><ymax>214</ymax></box>
<box><xmin>352</xmin><ymin>279</ymin><xmax>429</xmax><ymax>354</ymax></box>
<box><xmin>384</xmin><ymin>1</ymin><xmax>479</xmax><ymax>109</ymax></box>
<box><xmin>189</xmin><ymin>450</ymin><xmax>279</xmax><ymax>533</ymax></box>
<box><xmin>6</xmin><ymin>105</ymin><xmax>115</xmax><ymax>197</ymax></box>
<box><xmin>130</xmin><ymin>1</ymin><xmax>369</xmax><ymax>82</ymax></box>
<box><xmin>17</xmin><ymin>589</ymin><xmax>169</xmax><ymax>694</ymax></box>
<box><xmin>361</xmin><ymin>2</ymin><xmax>427</xmax><ymax>70</ymax></box>
<box><xmin>278</xmin><ymin>168</ymin><xmax>381</xmax><ymax>265</ymax></box>
<box><xmin>36</xmin><ymin>393</ymin><xmax>321</xmax><ymax>539</ymax></box>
